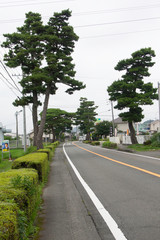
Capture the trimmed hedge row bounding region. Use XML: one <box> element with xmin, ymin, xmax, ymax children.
<box><xmin>0</xmin><ymin>141</ymin><xmax>59</xmax><ymax>239</ymax></box>
<box><xmin>12</xmin><ymin>153</ymin><xmax>48</xmax><ymax>182</ymax></box>
<box><xmin>102</xmin><ymin>141</ymin><xmax>117</xmax><ymax>149</ymax></box>
<box><xmin>0</xmin><ymin>202</ymin><xmax>19</xmax><ymax>240</ymax></box>
<box><xmin>0</xmin><ymin>168</ymin><xmax>39</xmax><ymax>240</ymax></box>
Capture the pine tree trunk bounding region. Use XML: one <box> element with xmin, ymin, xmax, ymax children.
<box><xmin>52</xmin><ymin>128</ymin><xmax>55</xmax><ymax>143</ymax></box>
<box><xmin>128</xmin><ymin>122</ymin><xmax>138</xmax><ymax>144</ymax></box>
<box><xmin>86</xmin><ymin>132</ymin><xmax>90</xmax><ymax>141</ymax></box>
<box><xmin>32</xmin><ymin>91</ymin><xmax>38</xmax><ymax>146</ymax></box>
<box><xmin>36</xmin><ymin>85</ymin><xmax>51</xmax><ymax>149</ymax></box>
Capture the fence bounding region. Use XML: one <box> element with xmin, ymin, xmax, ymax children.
<box><xmin>109</xmin><ymin>135</ymin><xmax>151</xmax><ymax>145</ymax></box>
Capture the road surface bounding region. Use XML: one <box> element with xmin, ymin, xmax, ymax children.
<box><xmin>63</xmin><ymin>142</ymin><xmax>160</xmax><ymax>240</ymax></box>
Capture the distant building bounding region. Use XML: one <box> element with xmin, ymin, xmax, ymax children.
<box><xmin>0</xmin><ymin>123</ymin><xmax>11</xmax><ymax>146</ymax></box>
<box><xmin>150</xmin><ymin>120</ymin><xmax>160</xmax><ymax>133</ymax></box>
<box><xmin>135</xmin><ymin>120</ymin><xmax>154</xmax><ymax>134</ymax></box>
<box><xmin>114</xmin><ymin>117</ymin><xmax>129</xmax><ymax>133</ymax></box>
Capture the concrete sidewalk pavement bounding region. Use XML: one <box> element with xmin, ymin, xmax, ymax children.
<box><xmin>118</xmin><ymin>144</ymin><xmax>160</xmax><ymax>158</ymax></box>
<box><xmin>38</xmin><ymin>145</ymin><xmax>101</xmax><ymax>240</ymax></box>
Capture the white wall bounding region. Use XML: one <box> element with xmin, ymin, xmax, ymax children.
<box><xmin>122</xmin><ymin>135</ymin><xmax>151</xmax><ymax>145</ymax></box>
<box><xmin>109</xmin><ymin>135</ymin><xmax>151</xmax><ymax>145</ymax></box>
<box><xmin>109</xmin><ymin>136</ymin><xmax>120</xmax><ymax>144</ymax></box>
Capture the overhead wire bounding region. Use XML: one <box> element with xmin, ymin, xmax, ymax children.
<box><xmin>0</xmin><ymin>49</ymin><xmax>22</xmax><ymax>80</ymax></box>
<box><xmin>0</xmin><ymin>3</ymin><xmax>159</xmax><ymax>24</ymax></box>
<box><xmin>74</xmin><ymin>3</ymin><xmax>160</xmax><ymax>16</ymax></box>
<box><xmin>0</xmin><ymin>0</ymin><xmax>74</xmax><ymax>8</ymax></box>
<box><xmin>0</xmin><ymin>76</ymin><xmax>20</xmax><ymax>98</ymax></box>
<box><xmin>0</xmin><ymin>72</ymin><xmax>21</xmax><ymax>91</ymax></box>
<box><xmin>80</xmin><ymin>27</ymin><xmax>160</xmax><ymax>39</ymax></box>
<box><xmin>75</xmin><ymin>16</ymin><xmax>160</xmax><ymax>28</ymax></box>
<box><xmin>0</xmin><ymin>59</ymin><xmax>21</xmax><ymax>93</ymax></box>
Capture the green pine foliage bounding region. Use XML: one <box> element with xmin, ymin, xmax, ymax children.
<box><xmin>76</xmin><ymin>97</ymin><xmax>97</xmax><ymax>140</ymax></box>
<box><xmin>43</xmin><ymin>108</ymin><xmax>75</xmax><ymax>141</ymax></box>
<box><xmin>107</xmin><ymin>48</ymin><xmax>158</xmax><ymax>144</ymax></box>
<box><xmin>2</xmin><ymin>10</ymin><xmax>85</xmax><ymax>149</ymax></box>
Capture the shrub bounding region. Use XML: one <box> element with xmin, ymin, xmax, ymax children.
<box><xmin>51</xmin><ymin>141</ymin><xmax>59</xmax><ymax>147</ymax></box>
<box><xmin>0</xmin><ymin>169</ymin><xmax>38</xmax><ymax>218</ymax></box>
<box><xmin>0</xmin><ymin>188</ymin><xmax>29</xmax><ymax>214</ymax></box>
<box><xmin>150</xmin><ymin>132</ymin><xmax>160</xmax><ymax>144</ymax></box>
<box><xmin>143</xmin><ymin>140</ymin><xmax>151</xmax><ymax>145</ymax></box>
<box><xmin>151</xmin><ymin>141</ymin><xmax>160</xmax><ymax>147</ymax></box>
<box><xmin>91</xmin><ymin>141</ymin><xmax>100</xmax><ymax>146</ymax></box>
<box><xmin>37</xmin><ymin>148</ymin><xmax>53</xmax><ymax>161</ymax></box>
<box><xmin>102</xmin><ymin>141</ymin><xmax>117</xmax><ymax>149</ymax></box>
<box><xmin>0</xmin><ymin>202</ymin><xmax>19</xmax><ymax>240</ymax></box>
<box><xmin>25</xmin><ymin>146</ymin><xmax>37</xmax><ymax>155</ymax></box>
<box><xmin>83</xmin><ymin>140</ymin><xmax>92</xmax><ymax>144</ymax></box>
<box><xmin>12</xmin><ymin>153</ymin><xmax>49</xmax><ymax>182</ymax></box>
<box><xmin>0</xmin><ymin>169</ymin><xmax>38</xmax><ymax>185</ymax></box>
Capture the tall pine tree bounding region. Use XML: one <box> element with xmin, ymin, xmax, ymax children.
<box><xmin>107</xmin><ymin>48</ymin><xmax>158</xmax><ymax>144</ymax></box>
<box><xmin>2</xmin><ymin>10</ymin><xmax>85</xmax><ymax>149</ymax></box>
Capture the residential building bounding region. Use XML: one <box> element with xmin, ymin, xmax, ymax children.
<box><xmin>150</xmin><ymin>120</ymin><xmax>160</xmax><ymax>133</ymax></box>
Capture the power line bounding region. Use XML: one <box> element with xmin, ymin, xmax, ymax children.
<box><xmin>75</xmin><ymin>16</ymin><xmax>160</xmax><ymax>28</ymax></box>
<box><xmin>0</xmin><ymin>0</ymin><xmax>74</xmax><ymax>8</ymax></box>
<box><xmin>80</xmin><ymin>27</ymin><xmax>160</xmax><ymax>39</ymax></box>
<box><xmin>0</xmin><ymin>72</ymin><xmax>21</xmax><ymax>91</ymax></box>
<box><xmin>0</xmin><ymin>76</ymin><xmax>20</xmax><ymax>98</ymax></box>
<box><xmin>0</xmin><ymin>59</ymin><xmax>21</xmax><ymax>93</ymax></box>
<box><xmin>73</xmin><ymin>3</ymin><xmax>160</xmax><ymax>16</ymax></box>
<box><xmin>0</xmin><ymin>3</ymin><xmax>159</xmax><ymax>25</ymax></box>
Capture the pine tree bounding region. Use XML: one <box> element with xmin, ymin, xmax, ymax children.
<box><xmin>107</xmin><ymin>48</ymin><xmax>158</xmax><ymax>144</ymax></box>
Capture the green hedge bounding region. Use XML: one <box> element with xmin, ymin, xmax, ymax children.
<box><xmin>0</xmin><ymin>169</ymin><xmax>38</xmax><ymax>186</ymax></box>
<box><xmin>0</xmin><ymin>169</ymin><xmax>38</xmax><ymax>218</ymax></box>
<box><xmin>91</xmin><ymin>141</ymin><xmax>100</xmax><ymax>146</ymax></box>
<box><xmin>51</xmin><ymin>141</ymin><xmax>59</xmax><ymax>147</ymax></box>
<box><xmin>37</xmin><ymin>148</ymin><xmax>53</xmax><ymax>161</ymax></box>
<box><xmin>0</xmin><ymin>202</ymin><xmax>19</xmax><ymax>240</ymax></box>
<box><xmin>0</xmin><ymin>142</ymin><xmax>59</xmax><ymax>239</ymax></box>
<box><xmin>12</xmin><ymin>153</ymin><xmax>49</xmax><ymax>182</ymax></box>
<box><xmin>102</xmin><ymin>141</ymin><xmax>117</xmax><ymax>149</ymax></box>
<box><xmin>0</xmin><ymin>188</ymin><xmax>29</xmax><ymax>214</ymax></box>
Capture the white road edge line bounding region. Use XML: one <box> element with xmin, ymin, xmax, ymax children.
<box><xmin>87</xmin><ymin>143</ymin><xmax>160</xmax><ymax>161</ymax></box>
<box><xmin>63</xmin><ymin>143</ymin><xmax>127</xmax><ymax>240</ymax></box>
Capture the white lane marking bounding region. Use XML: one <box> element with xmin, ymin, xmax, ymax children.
<box><xmin>63</xmin><ymin>143</ymin><xmax>127</xmax><ymax>240</ymax></box>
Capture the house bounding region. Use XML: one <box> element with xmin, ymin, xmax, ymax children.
<box><xmin>114</xmin><ymin>117</ymin><xmax>129</xmax><ymax>133</ymax></box>
<box><xmin>150</xmin><ymin>120</ymin><xmax>160</xmax><ymax>133</ymax></box>
<box><xmin>28</xmin><ymin>131</ymin><xmax>53</xmax><ymax>144</ymax></box>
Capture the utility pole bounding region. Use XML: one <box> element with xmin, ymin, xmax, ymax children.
<box><xmin>111</xmin><ymin>101</ymin><xmax>115</xmax><ymax>136</ymax></box>
<box><xmin>23</xmin><ymin>105</ymin><xmax>27</xmax><ymax>151</ymax></box>
<box><xmin>158</xmin><ymin>82</ymin><xmax>160</xmax><ymax>131</ymax></box>
<box><xmin>13</xmin><ymin>73</ymin><xmax>27</xmax><ymax>151</ymax></box>
<box><xmin>15</xmin><ymin>110</ymin><xmax>22</xmax><ymax>148</ymax></box>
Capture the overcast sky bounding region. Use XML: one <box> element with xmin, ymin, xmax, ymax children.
<box><xmin>0</xmin><ymin>0</ymin><xmax>160</xmax><ymax>134</ymax></box>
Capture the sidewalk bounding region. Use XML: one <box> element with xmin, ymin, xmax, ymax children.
<box><xmin>38</xmin><ymin>145</ymin><xmax>101</xmax><ymax>240</ymax></box>
<box><xmin>118</xmin><ymin>144</ymin><xmax>160</xmax><ymax>158</ymax></box>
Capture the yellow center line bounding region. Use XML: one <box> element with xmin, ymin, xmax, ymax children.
<box><xmin>72</xmin><ymin>142</ymin><xmax>160</xmax><ymax>178</ymax></box>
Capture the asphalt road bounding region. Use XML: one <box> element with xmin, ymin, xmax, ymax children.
<box><xmin>64</xmin><ymin>142</ymin><xmax>160</xmax><ymax>240</ymax></box>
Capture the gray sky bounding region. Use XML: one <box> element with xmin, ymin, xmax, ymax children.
<box><xmin>0</xmin><ymin>0</ymin><xmax>160</xmax><ymax>134</ymax></box>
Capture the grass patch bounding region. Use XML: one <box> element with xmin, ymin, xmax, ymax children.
<box><xmin>0</xmin><ymin>159</ymin><xmax>13</xmax><ymax>173</ymax></box>
<box><xmin>0</xmin><ymin>147</ymin><xmax>37</xmax><ymax>173</ymax></box>
<box><xmin>128</xmin><ymin>144</ymin><xmax>160</xmax><ymax>151</ymax></box>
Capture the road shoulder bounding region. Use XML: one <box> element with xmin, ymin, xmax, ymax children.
<box><xmin>38</xmin><ymin>145</ymin><xmax>101</xmax><ymax>240</ymax></box>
